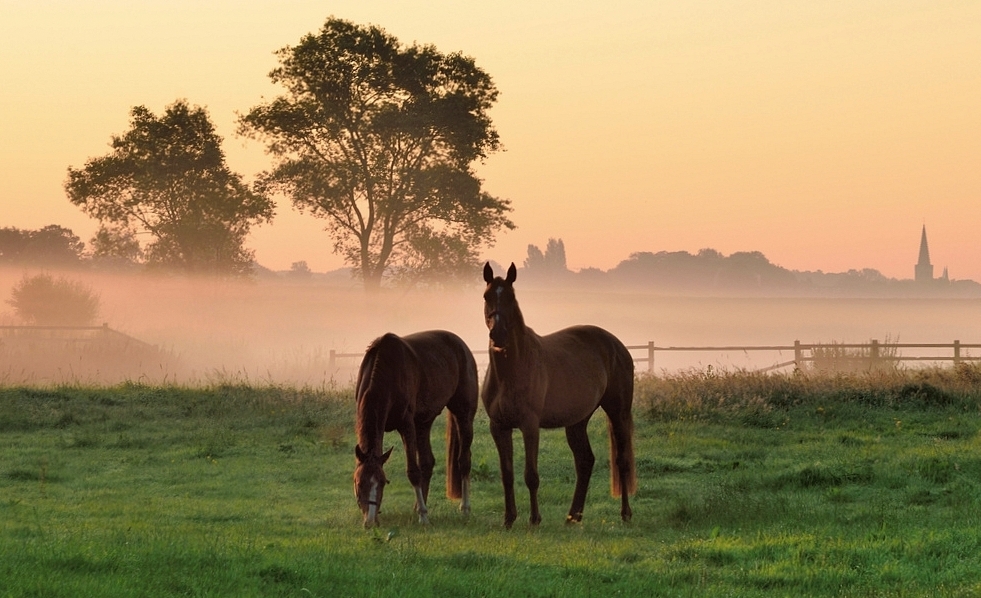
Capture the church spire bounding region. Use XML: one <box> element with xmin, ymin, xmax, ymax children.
<box><xmin>915</xmin><ymin>225</ymin><xmax>934</xmax><ymax>283</ymax></box>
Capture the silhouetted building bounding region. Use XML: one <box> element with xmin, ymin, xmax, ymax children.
<box><xmin>915</xmin><ymin>226</ymin><xmax>949</xmax><ymax>284</ymax></box>
<box><xmin>915</xmin><ymin>226</ymin><xmax>933</xmax><ymax>283</ymax></box>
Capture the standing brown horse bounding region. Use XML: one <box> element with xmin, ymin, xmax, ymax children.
<box><xmin>354</xmin><ymin>330</ymin><xmax>478</xmax><ymax>528</ymax></box>
<box><xmin>481</xmin><ymin>262</ymin><xmax>637</xmax><ymax>528</ymax></box>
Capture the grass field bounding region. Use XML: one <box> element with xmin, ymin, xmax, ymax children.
<box><xmin>3</xmin><ymin>367</ymin><xmax>981</xmax><ymax>597</ymax></box>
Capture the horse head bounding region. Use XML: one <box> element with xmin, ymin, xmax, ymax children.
<box><xmin>483</xmin><ymin>262</ymin><xmax>518</xmax><ymax>352</ymax></box>
<box><xmin>354</xmin><ymin>445</ymin><xmax>393</xmax><ymax>527</ymax></box>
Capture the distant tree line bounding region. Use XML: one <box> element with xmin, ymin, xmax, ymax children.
<box><xmin>0</xmin><ymin>225</ymin><xmax>85</xmax><ymax>268</ymax></box>
<box><xmin>515</xmin><ymin>240</ymin><xmax>981</xmax><ymax>296</ymax></box>
<box><xmin>0</xmin><ymin>224</ymin><xmax>141</xmax><ymax>271</ymax></box>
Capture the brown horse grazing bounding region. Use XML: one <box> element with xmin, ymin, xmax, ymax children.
<box><xmin>353</xmin><ymin>330</ymin><xmax>478</xmax><ymax>528</ymax></box>
<box><xmin>481</xmin><ymin>262</ymin><xmax>637</xmax><ymax>528</ymax></box>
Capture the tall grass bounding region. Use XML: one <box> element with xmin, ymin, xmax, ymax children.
<box><xmin>637</xmin><ymin>362</ymin><xmax>981</xmax><ymax>422</ymax></box>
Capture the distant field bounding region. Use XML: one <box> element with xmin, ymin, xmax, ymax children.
<box><xmin>3</xmin><ymin>367</ymin><xmax>981</xmax><ymax>597</ymax></box>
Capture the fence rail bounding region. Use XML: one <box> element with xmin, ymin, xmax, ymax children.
<box><xmin>327</xmin><ymin>340</ymin><xmax>981</xmax><ymax>374</ymax></box>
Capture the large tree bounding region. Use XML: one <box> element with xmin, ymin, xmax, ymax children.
<box><xmin>66</xmin><ymin>100</ymin><xmax>273</xmax><ymax>276</ymax></box>
<box><xmin>239</xmin><ymin>18</ymin><xmax>513</xmax><ymax>290</ymax></box>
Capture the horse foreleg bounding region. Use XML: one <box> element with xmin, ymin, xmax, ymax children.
<box><xmin>564</xmin><ymin>420</ymin><xmax>595</xmax><ymax>523</ymax></box>
<box><xmin>520</xmin><ymin>426</ymin><xmax>542</xmax><ymax>525</ymax></box>
<box><xmin>399</xmin><ymin>428</ymin><xmax>429</xmax><ymax>525</ymax></box>
<box><xmin>490</xmin><ymin>420</ymin><xmax>517</xmax><ymax>529</ymax></box>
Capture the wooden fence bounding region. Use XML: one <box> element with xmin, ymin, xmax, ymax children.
<box><xmin>328</xmin><ymin>340</ymin><xmax>981</xmax><ymax>374</ymax></box>
<box><xmin>0</xmin><ymin>324</ymin><xmax>154</xmax><ymax>350</ymax></box>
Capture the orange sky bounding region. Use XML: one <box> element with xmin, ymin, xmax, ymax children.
<box><xmin>1</xmin><ymin>1</ymin><xmax>979</xmax><ymax>280</ymax></box>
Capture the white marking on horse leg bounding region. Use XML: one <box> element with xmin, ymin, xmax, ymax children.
<box><xmin>460</xmin><ymin>476</ymin><xmax>471</xmax><ymax>515</ymax></box>
<box><xmin>414</xmin><ymin>485</ymin><xmax>429</xmax><ymax>524</ymax></box>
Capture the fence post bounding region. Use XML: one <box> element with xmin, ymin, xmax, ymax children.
<box><xmin>954</xmin><ymin>340</ymin><xmax>961</xmax><ymax>365</ymax></box>
<box><xmin>794</xmin><ymin>340</ymin><xmax>802</xmax><ymax>370</ymax></box>
<box><xmin>329</xmin><ymin>349</ymin><xmax>336</xmax><ymax>370</ymax></box>
<box><xmin>870</xmin><ymin>339</ymin><xmax>879</xmax><ymax>369</ymax></box>
<box><xmin>647</xmin><ymin>341</ymin><xmax>655</xmax><ymax>374</ymax></box>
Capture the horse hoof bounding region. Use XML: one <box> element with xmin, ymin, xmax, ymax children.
<box><xmin>565</xmin><ymin>513</ymin><xmax>583</xmax><ymax>524</ymax></box>
<box><xmin>419</xmin><ymin>514</ymin><xmax>430</xmax><ymax>525</ymax></box>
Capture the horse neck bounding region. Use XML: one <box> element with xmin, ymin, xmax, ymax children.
<box><xmin>355</xmin><ymin>344</ymin><xmax>397</xmax><ymax>456</ymax></box>
<box><xmin>355</xmin><ymin>392</ymin><xmax>390</xmax><ymax>456</ymax></box>
<box><xmin>489</xmin><ymin>302</ymin><xmax>539</xmax><ymax>378</ymax></box>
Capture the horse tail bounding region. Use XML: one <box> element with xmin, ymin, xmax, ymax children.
<box><xmin>608</xmin><ymin>412</ymin><xmax>637</xmax><ymax>497</ymax></box>
<box><xmin>445</xmin><ymin>410</ymin><xmax>465</xmax><ymax>499</ymax></box>
<box><xmin>608</xmin><ymin>342</ymin><xmax>637</xmax><ymax>497</ymax></box>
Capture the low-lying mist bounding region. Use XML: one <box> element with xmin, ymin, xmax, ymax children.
<box><xmin>3</xmin><ymin>266</ymin><xmax>981</xmax><ymax>386</ymax></box>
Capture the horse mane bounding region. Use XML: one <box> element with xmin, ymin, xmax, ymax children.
<box><xmin>356</xmin><ymin>333</ymin><xmax>405</xmax><ymax>455</ymax></box>
<box><xmin>363</xmin><ymin>333</ymin><xmax>405</xmax><ymax>385</ymax></box>
<box><xmin>507</xmin><ymin>288</ymin><xmax>528</xmax><ymax>336</ymax></box>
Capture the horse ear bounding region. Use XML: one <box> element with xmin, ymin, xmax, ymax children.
<box><xmin>506</xmin><ymin>262</ymin><xmax>517</xmax><ymax>283</ymax></box>
<box><xmin>355</xmin><ymin>445</ymin><xmax>367</xmax><ymax>462</ymax></box>
<box><xmin>381</xmin><ymin>447</ymin><xmax>394</xmax><ymax>463</ymax></box>
<box><xmin>483</xmin><ymin>262</ymin><xmax>494</xmax><ymax>283</ymax></box>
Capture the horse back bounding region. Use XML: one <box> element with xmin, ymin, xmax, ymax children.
<box><xmin>538</xmin><ymin>325</ymin><xmax>633</xmax><ymax>427</ymax></box>
<box><xmin>401</xmin><ymin>330</ymin><xmax>479</xmax><ymax>417</ymax></box>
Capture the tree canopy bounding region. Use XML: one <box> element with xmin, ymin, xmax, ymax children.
<box><xmin>523</xmin><ymin>238</ymin><xmax>569</xmax><ymax>280</ymax></box>
<box><xmin>239</xmin><ymin>18</ymin><xmax>513</xmax><ymax>289</ymax></box>
<box><xmin>65</xmin><ymin>100</ymin><xmax>273</xmax><ymax>276</ymax></box>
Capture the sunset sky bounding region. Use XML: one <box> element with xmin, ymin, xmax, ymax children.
<box><xmin>1</xmin><ymin>1</ymin><xmax>979</xmax><ymax>280</ymax></box>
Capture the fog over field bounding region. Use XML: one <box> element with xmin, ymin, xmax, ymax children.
<box><xmin>3</xmin><ymin>267</ymin><xmax>981</xmax><ymax>385</ymax></box>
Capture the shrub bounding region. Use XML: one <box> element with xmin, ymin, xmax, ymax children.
<box><xmin>6</xmin><ymin>273</ymin><xmax>100</xmax><ymax>326</ymax></box>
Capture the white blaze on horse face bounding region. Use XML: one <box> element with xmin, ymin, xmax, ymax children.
<box><xmin>364</xmin><ymin>477</ymin><xmax>380</xmax><ymax>527</ymax></box>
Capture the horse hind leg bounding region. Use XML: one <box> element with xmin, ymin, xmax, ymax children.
<box><xmin>416</xmin><ymin>421</ymin><xmax>437</xmax><ymax>524</ymax></box>
<box><xmin>564</xmin><ymin>419</ymin><xmax>595</xmax><ymax>523</ymax></box>
<box><xmin>459</xmin><ymin>476</ymin><xmax>471</xmax><ymax>516</ymax></box>
<box><xmin>446</xmin><ymin>409</ymin><xmax>475</xmax><ymax>515</ymax></box>
<box><xmin>605</xmin><ymin>412</ymin><xmax>636</xmax><ymax>523</ymax></box>
<box><xmin>600</xmin><ymin>370</ymin><xmax>637</xmax><ymax>523</ymax></box>
<box><xmin>445</xmin><ymin>398</ymin><xmax>475</xmax><ymax>492</ymax></box>
<box><xmin>457</xmin><ymin>417</ymin><xmax>474</xmax><ymax>516</ymax></box>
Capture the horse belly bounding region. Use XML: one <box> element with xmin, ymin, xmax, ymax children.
<box><xmin>539</xmin><ymin>377</ymin><xmax>605</xmax><ymax>428</ymax></box>
<box><xmin>539</xmin><ymin>396</ymin><xmax>601</xmax><ymax>429</ymax></box>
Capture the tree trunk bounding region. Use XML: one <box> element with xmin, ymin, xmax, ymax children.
<box><xmin>363</xmin><ymin>272</ymin><xmax>383</xmax><ymax>292</ymax></box>
<box><xmin>361</xmin><ymin>261</ymin><xmax>384</xmax><ymax>292</ymax></box>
